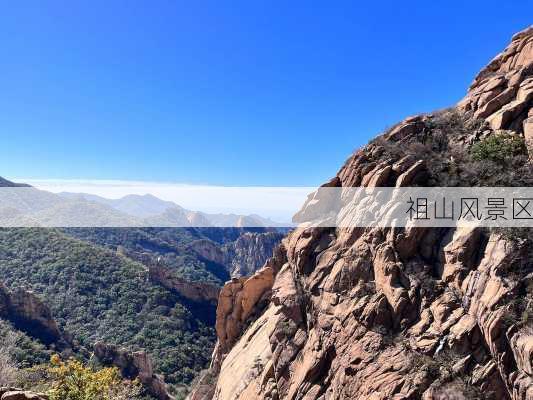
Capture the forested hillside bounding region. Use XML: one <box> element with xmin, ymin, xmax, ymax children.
<box><xmin>0</xmin><ymin>228</ymin><xmax>215</xmax><ymax>392</ymax></box>
<box><xmin>63</xmin><ymin>227</ymin><xmax>230</xmax><ymax>284</ymax></box>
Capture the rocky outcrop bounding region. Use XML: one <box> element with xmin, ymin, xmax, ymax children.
<box><xmin>148</xmin><ymin>264</ymin><xmax>220</xmax><ymax>304</ymax></box>
<box><xmin>223</xmin><ymin>232</ymin><xmax>285</xmax><ymax>277</ymax></box>
<box><xmin>0</xmin><ymin>388</ymin><xmax>47</xmax><ymax>400</ymax></box>
<box><xmin>122</xmin><ymin>231</ymin><xmax>283</xmax><ymax>304</ymax></box>
<box><xmin>0</xmin><ymin>284</ymin><xmax>66</xmax><ymax>348</ymax></box>
<box><xmin>93</xmin><ymin>341</ymin><xmax>174</xmax><ymax>400</ymax></box>
<box><xmin>189</xmin><ymin>239</ymin><xmax>227</xmax><ymax>266</ymax></box>
<box><xmin>459</xmin><ymin>26</ymin><xmax>533</xmax><ymax>135</ymax></box>
<box><xmin>187</xmin><ymin>245</ymin><xmax>287</xmax><ymax>400</ymax></box>
<box><xmin>190</xmin><ymin>27</ymin><xmax>533</xmax><ymax>400</ymax></box>
<box><xmin>189</xmin><ymin>232</ymin><xmax>285</xmax><ymax>278</ymax></box>
<box><xmin>213</xmin><ymin>244</ymin><xmax>287</xmax><ymax>369</ymax></box>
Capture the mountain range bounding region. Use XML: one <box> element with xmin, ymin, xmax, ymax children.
<box><xmin>0</xmin><ymin>181</ymin><xmax>289</xmax><ymax>227</ymax></box>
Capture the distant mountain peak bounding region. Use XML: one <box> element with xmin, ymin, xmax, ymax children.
<box><xmin>0</xmin><ymin>176</ymin><xmax>31</xmax><ymax>187</ymax></box>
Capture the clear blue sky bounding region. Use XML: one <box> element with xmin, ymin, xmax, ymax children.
<box><xmin>0</xmin><ymin>1</ymin><xmax>530</xmax><ymax>186</ymax></box>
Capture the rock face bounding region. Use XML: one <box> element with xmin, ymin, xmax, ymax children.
<box><xmin>189</xmin><ymin>27</ymin><xmax>533</xmax><ymax>400</ymax></box>
<box><xmin>148</xmin><ymin>264</ymin><xmax>221</xmax><ymax>304</ymax></box>
<box><xmin>93</xmin><ymin>341</ymin><xmax>174</xmax><ymax>400</ymax></box>
<box><xmin>0</xmin><ymin>283</ymin><xmax>65</xmax><ymax>347</ymax></box>
<box><xmin>126</xmin><ymin>231</ymin><xmax>283</xmax><ymax>305</ymax></box>
<box><xmin>459</xmin><ymin>26</ymin><xmax>533</xmax><ymax>135</ymax></box>
<box><xmin>213</xmin><ymin>245</ymin><xmax>287</xmax><ymax>368</ymax></box>
<box><xmin>187</xmin><ymin>245</ymin><xmax>287</xmax><ymax>400</ymax></box>
<box><xmin>189</xmin><ymin>232</ymin><xmax>285</xmax><ymax>278</ymax></box>
<box><xmin>223</xmin><ymin>232</ymin><xmax>286</xmax><ymax>277</ymax></box>
<box><xmin>189</xmin><ymin>239</ymin><xmax>228</xmax><ymax>266</ymax></box>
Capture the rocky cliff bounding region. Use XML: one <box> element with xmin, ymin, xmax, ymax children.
<box><xmin>0</xmin><ymin>283</ymin><xmax>67</xmax><ymax>349</ymax></box>
<box><xmin>188</xmin><ymin>231</ymin><xmax>285</xmax><ymax>278</ymax></box>
<box><xmin>223</xmin><ymin>232</ymin><xmax>285</xmax><ymax>277</ymax></box>
<box><xmin>149</xmin><ymin>264</ymin><xmax>221</xmax><ymax>304</ymax></box>
<box><xmin>189</xmin><ymin>26</ymin><xmax>533</xmax><ymax>400</ymax></box>
<box><xmin>93</xmin><ymin>341</ymin><xmax>174</xmax><ymax>400</ymax></box>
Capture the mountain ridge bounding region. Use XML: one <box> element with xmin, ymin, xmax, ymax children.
<box><xmin>0</xmin><ymin>185</ymin><xmax>290</xmax><ymax>228</ymax></box>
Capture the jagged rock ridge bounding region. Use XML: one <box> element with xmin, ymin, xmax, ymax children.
<box><xmin>223</xmin><ymin>232</ymin><xmax>285</xmax><ymax>277</ymax></box>
<box><xmin>189</xmin><ymin>26</ymin><xmax>533</xmax><ymax>400</ymax></box>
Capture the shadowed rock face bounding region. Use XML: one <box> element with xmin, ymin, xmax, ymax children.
<box><xmin>188</xmin><ymin>231</ymin><xmax>286</xmax><ymax>278</ymax></box>
<box><xmin>0</xmin><ymin>283</ymin><xmax>65</xmax><ymax>347</ymax></box>
<box><xmin>188</xmin><ymin>27</ymin><xmax>533</xmax><ymax>400</ymax></box>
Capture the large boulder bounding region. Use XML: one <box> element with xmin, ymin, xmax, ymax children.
<box><xmin>0</xmin><ymin>389</ymin><xmax>47</xmax><ymax>400</ymax></box>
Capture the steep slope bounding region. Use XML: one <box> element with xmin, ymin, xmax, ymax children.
<box><xmin>190</xmin><ymin>26</ymin><xmax>533</xmax><ymax>400</ymax></box>
<box><xmin>64</xmin><ymin>227</ymin><xmax>284</xmax><ymax>285</ymax></box>
<box><xmin>63</xmin><ymin>227</ymin><xmax>230</xmax><ymax>285</ymax></box>
<box><xmin>187</xmin><ymin>231</ymin><xmax>286</xmax><ymax>278</ymax></box>
<box><xmin>223</xmin><ymin>231</ymin><xmax>286</xmax><ymax>277</ymax></box>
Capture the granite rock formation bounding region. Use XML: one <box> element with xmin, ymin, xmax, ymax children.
<box><xmin>148</xmin><ymin>264</ymin><xmax>221</xmax><ymax>304</ymax></box>
<box><xmin>223</xmin><ymin>232</ymin><xmax>286</xmax><ymax>278</ymax></box>
<box><xmin>458</xmin><ymin>26</ymin><xmax>533</xmax><ymax>138</ymax></box>
<box><xmin>189</xmin><ymin>26</ymin><xmax>533</xmax><ymax>400</ymax></box>
<box><xmin>188</xmin><ymin>232</ymin><xmax>285</xmax><ymax>278</ymax></box>
<box><xmin>93</xmin><ymin>341</ymin><xmax>174</xmax><ymax>400</ymax></box>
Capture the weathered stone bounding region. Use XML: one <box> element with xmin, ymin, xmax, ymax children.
<box><xmin>148</xmin><ymin>264</ymin><xmax>220</xmax><ymax>304</ymax></box>
<box><xmin>395</xmin><ymin>160</ymin><xmax>426</xmax><ymax>187</ymax></box>
<box><xmin>0</xmin><ymin>283</ymin><xmax>66</xmax><ymax>348</ymax></box>
<box><xmin>93</xmin><ymin>342</ymin><xmax>173</xmax><ymax>400</ymax></box>
<box><xmin>1</xmin><ymin>392</ymin><xmax>47</xmax><ymax>400</ymax></box>
<box><xmin>460</xmin><ymin>26</ymin><xmax>533</xmax><ymax>135</ymax></box>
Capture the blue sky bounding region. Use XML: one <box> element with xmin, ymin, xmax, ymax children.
<box><xmin>0</xmin><ymin>1</ymin><xmax>530</xmax><ymax>186</ymax></box>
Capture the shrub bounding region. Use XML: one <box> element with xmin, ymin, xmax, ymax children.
<box><xmin>371</xmin><ymin>110</ymin><xmax>532</xmax><ymax>187</ymax></box>
<box><xmin>29</xmin><ymin>355</ymin><xmax>142</xmax><ymax>400</ymax></box>
<box><xmin>470</xmin><ymin>133</ymin><xmax>526</xmax><ymax>164</ymax></box>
